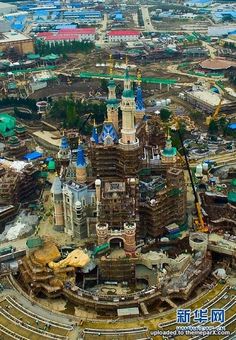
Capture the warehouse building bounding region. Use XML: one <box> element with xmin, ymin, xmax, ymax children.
<box><xmin>37</xmin><ymin>28</ymin><xmax>96</xmax><ymax>43</ymax></box>
<box><xmin>0</xmin><ymin>2</ymin><xmax>17</xmax><ymax>15</ymax></box>
<box><xmin>186</xmin><ymin>89</ymin><xmax>236</xmax><ymax>115</ymax></box>
<box><xmin>0</xmin><ymin>30</ymin><xmax>34</xmax><ymax>55</ymax></box>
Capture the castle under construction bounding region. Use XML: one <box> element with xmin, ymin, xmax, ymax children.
<box><xmin>51</xmin><ymin>67</ymin><xmax>187</xmax><ymax>256</ymax></box>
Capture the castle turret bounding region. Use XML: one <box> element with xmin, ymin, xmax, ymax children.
<box><xmin>51</xmin><ymin>176</ymin><xmax>64</xmax><ymax>231</ymax></box>
<box><xmin>119</xmin><ymin>68</ymin><xmax>138</xmax><ymax>147</ymax></box>
<box><xmin>76</xmin><ymin>140</ymin><xmax>87</xmax><ymax>183</ymax></box>
<box><xmin>161</xmin><ymin>131</ymin><xmax>177</xmax><ymax>164</ymax></box>
<box><xmin>124</xmin><ymin>222</ymin><xmax>136</xmax><ymax>254</ymax></box>
<box><xmin>95</xmin><ymin>178</ymin><xmax>101</xmax><ymax>218</ymax></box>
<box><xmin>91</xmin><ymin>121</ymin><xmax>99</xmax><ymax>144</ymax></box>
<box><xmin>107</xmin><ymin>78</ymin><xmax>119</xmax><ymax>131</ymax></box>
<box><xmin>95</xmin><ymin>178</ymin><xmax>101</xmax><ymax>202</ymax></box>
<box><xmin>96</xmin><ymin>222</ymin><xmax>109</xmax><ymax>245</ymax></box>
<box><xmin>57</xmin><ymin>135</ymin><xmax>71</xmax><ymax>164</ymax></box>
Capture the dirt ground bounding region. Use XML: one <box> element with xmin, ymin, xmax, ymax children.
<box><xmin>29</xmin><ymin>79</ymin><xmax>102</xmax><ymax>99</ymax></box>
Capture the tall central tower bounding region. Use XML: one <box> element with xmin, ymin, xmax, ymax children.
<box><xmin>119</xmin><ymin>68</ymin><xmax>138</xmax><ymax>147</ymax></box>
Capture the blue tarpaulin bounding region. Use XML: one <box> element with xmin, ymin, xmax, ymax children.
<box><xmin>23</xmin><ymin>151</ymin><xmax>43</xmax><ymax>161</ymax></box>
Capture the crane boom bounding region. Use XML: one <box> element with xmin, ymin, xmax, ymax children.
<box><xmin>178</xmin><ymin>129</ymin><xmax>207</xmax><ymax>231</ymax></box>
<box><xmin>212</xmin><ymin>98</ymin><xmax>223</xmax><ymax>121</ymax></box>
<box><xmin>206</xmin><ymin>98</ymin><xmax>223</xmax><ymax>125</ymax></box>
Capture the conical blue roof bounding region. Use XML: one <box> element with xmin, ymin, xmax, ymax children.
<box><xmin>136</xmin><ymin>85</ymin><xmax>145</xmax><ymax>111</ymax></box>
<box><xmin>99</xmin><ymin>122</ymin><xmax>118</xmax><ymax>143</ymax></box>
<box><xmin>91</xmin><ymin>126</ymin><xmax>99</xmax><ymax>144</ymax></box>
<box><xmin>76</xmin><ymin>143</ymin><xmax>86</xmax><ymax>167</ymax></box>
<box><xmin>60</xmin><ymin>136</ymin><xmax>69</xmax><ymax>149</ymax></box>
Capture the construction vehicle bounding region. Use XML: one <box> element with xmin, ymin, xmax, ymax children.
<box><xmin>178</xmin><ymin>128</ymin><xmax>209</xmax><ymax>233</ymax></box>
<box><xmin>205</xmin><ymin>98</ymin><xmax>223</xmax><ymax>125</ymax></box>
<box><xmin>92</xmin><ymin>242</ymin><xmax>110</xmax><ymax>257</ymax></box>
<box><xmin>0</xmin><ymin>245</ymin><xmax>16</xmax><ymax>256</ymax></box>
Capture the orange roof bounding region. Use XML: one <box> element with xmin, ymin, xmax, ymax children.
<box><xmin>200</xmin><ymin>58</ymin><xmax>236</xmax><ymax>70</ymax></box>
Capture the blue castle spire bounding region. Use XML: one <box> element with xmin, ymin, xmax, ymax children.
<box><xmin>60</xmin><ymin>136</ymin><xmax>69</xmax><ymax>149</ymax></box>
<box><xmin>76</xmin><ymin>142</ymin><xmax>86</xmax><ymax>168</ymax></box>
<box><xmin>91</xmin><ymin>125</ymin><xmax>99</xmax><ymax>144</ymax></box>
<box><xmin>136</xmin><ymin>85</ymin><xmax>145</xmax><ymax>111</ymax></box>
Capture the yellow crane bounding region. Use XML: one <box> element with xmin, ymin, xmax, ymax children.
<box><xmin>205</xmin><ymin>98</ymin><xmax>223</xmax><ymax>125</ymax></box>
<box><xmin>175</xmin><ymin>118</ymin><xmax>209</xmax><ymax>233</ymax></box>
<box><xmin>109</xmin><ymin>53</ymin><xmax>114</xmax><ymax>75</ymax></box>
<box><xmin>136</xmin><ymin>68</ymin><xmax>142</xmax><ymax>85</ymax></box>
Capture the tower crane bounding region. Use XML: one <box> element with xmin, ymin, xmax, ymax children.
<box><xmin>177</xmin><ymin>123</ymin><xmax>209</xmax><ymax>233</ymax></box>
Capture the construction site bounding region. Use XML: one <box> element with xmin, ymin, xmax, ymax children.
<box><xmin>0</xmin><ymin>2</ymin><xmax>236</xmax><ymax>337</ymax></box>
<box><xmin>0</xmin><ymin>59</ymin><xmax>235</xmax><ymax>339</ymax></box>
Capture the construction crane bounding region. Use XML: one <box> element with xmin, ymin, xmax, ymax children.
<box><xmin>109</xmin><ymin>53</ymin><xmax>114</xmax><ymax>75</ymax></box>
<box><xmin>177</xmin><ymin>126</ymin><xmax>209</xmax><ymax>233</ymax></box>
<box><xmin>205</xmin><ymin>98</ymin><xmax>223</xmax><ymax>125</ymax></box>
<box><xmin>136</xmin><ymin>68</ymin><xmax>142</xmax><ymax>86</ymax></box>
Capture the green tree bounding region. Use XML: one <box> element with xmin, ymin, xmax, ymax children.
<box><xmin>208</xmin><ymin>120</ymin><xmax>218</xmax><ymax>135</ymax></box>
<box><xmin>160</xmin><ymin>108</ymin><xmax>172</xmax><ymax>122</ymax></box>
<box><xmin>100</xmin><ymin>79</ymin><xmax>108</xmax><ymax>92</ymax></box>
<box><xmin>218</xmin><ymin>117</ymin><xmax>227</xmax><ymax>130</ymax></box>
<box><xmin>66</xmin><ymin>100</ymin><xmax>76</xmax><ymax>127</ymax></box>
<box><xmin>190</xmin><ymin>110</ymin><xmax>204</xmax><ymax>122</ymax></box>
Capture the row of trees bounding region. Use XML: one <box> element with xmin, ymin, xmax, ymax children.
<box><xmin>137</xmin><ymin>8</ymin><xmax>144</xmax><ymax>27</ymax></box>
<box><xmin>158</xmin><ymin>108</ymin><xmax>187</xmax><ymax>151</ymax></box>
<box><xmin>49</xmin><ymin>97</ymin><xmax>107</xmax><ymax>134</ymax></box>
<box><xmin>35</xmin><ymin>39</ymin><xmax>95</xmax><ymax>57</ymax></box>
<box><xmin>229</xmin><ymin>74</ymin><xmax>236</xmax><ymax>86</ymax></box>
<box><xmin>0</xmin><ymin>97</ymin><xmax>37</xmax><ymax>112</ymax></box>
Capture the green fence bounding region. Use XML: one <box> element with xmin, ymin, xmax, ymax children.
<box><xmin>79</xmin><ymin>72</ymin><xmax>176</xmax><ymax>85</ymax></box>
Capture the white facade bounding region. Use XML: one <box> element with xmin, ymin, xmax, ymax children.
<box><xmin>44</xmin><ymin>34</ymin><xmax>96</xmax><ymax>45</ymax></box>
<box><xmin>108</xmin><ymin>34</ymin><xmax>140</xmax><ymax>43</ymax></box>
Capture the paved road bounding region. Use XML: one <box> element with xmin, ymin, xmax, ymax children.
<box><xmin>141</xmin><ymin>6</ymin><xmax>156</xmax><ymax>32</ymax></box>
<box><xmin>167</xmin><ymin>63</ymin><xmax>225</xmax><ymax>82</ymax></box>
<box><xmin>202</xmin><ymin>41</ymin><xmax>217</xmax><ymax>59</ymax></box>
<box><xmin>97</xmin><ymin>13</ymin><xmax>108</xmax><ymax>45</ymax></box>
<box><xmin>190</xmin><ymin>151</ymin><xmax>236</xmax><ymax>166</ymax></box>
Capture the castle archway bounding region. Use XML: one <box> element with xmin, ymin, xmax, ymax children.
<box><xmin>109</xmin><ymin>237</ymin><xmax>125</xmax><ymax>249</ymax></box>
